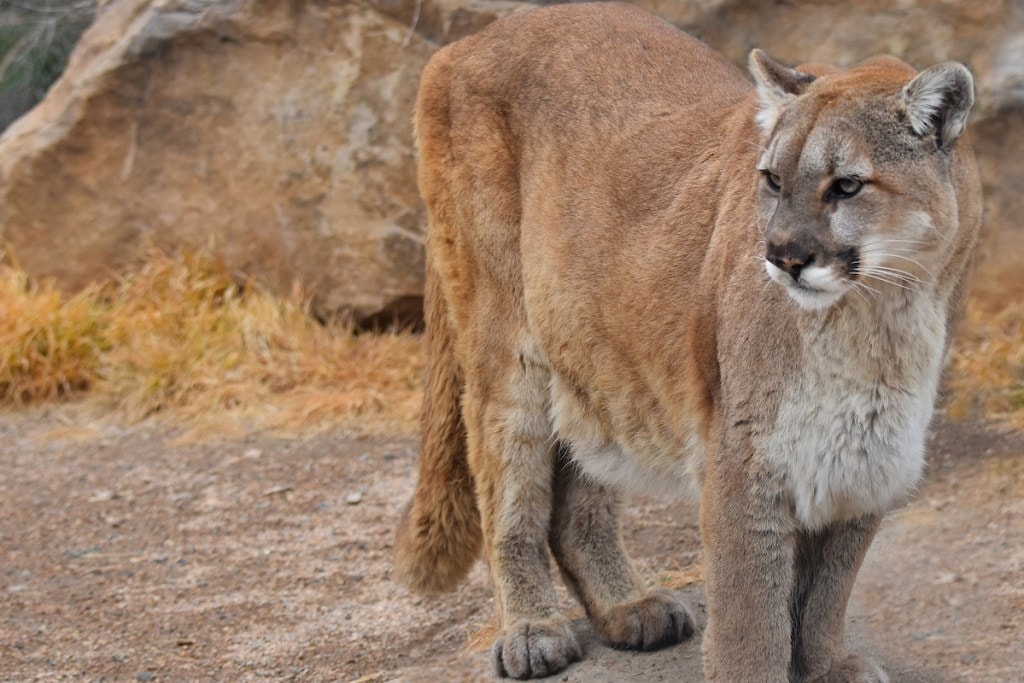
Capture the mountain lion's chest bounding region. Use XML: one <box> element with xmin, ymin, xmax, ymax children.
<box><xmin>764</xmin><ymin>302</ymin><xmax>946</xmax><ymax>528</ymax></box>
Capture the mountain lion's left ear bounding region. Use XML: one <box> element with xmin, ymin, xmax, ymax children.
<box><xmin>748</xmin><ymin>49</ymin><xmax>816</xmax><ymax>134</ymax></box>
<box><xmin>903</xmin><ymin>62</ymin><xmax>974</xmax><ymax>152</ymax></box>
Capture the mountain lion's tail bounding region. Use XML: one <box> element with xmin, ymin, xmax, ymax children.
<box><xmin>393</xmin><ymin>261</ymin><xmax>482</xmax><ymax>593</ymax></box>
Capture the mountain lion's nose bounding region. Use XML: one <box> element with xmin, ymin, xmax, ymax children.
<box><xmin>767</xmin><ymin>241</ymin><xmax>814</xmax><ymax>278</ymax></box>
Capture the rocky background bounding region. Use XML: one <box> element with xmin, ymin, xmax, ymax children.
<box><xmin>0</xmin><ymin>0</ymin><xmax>1021</xmax><ymax>324</ymax></box>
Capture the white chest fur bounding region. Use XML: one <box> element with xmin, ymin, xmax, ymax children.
<box><xmin>764</xmin><ymin>298</ymin><xmax>946</xmax><ymax>529</ymax></box>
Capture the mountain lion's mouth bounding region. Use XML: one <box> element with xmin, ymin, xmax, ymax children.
<box><xmin>791</xmin><ymin>279</ymin><xmax>825</xmax><ymax>294</ymax></box>
<box><xmin>765</xmin><ymin>259</ymin><xmax>847</xmax><ymax>311</ymax></box>
<box><xmin>789</xmin><ymin>278</ymin><xmax>837</xmax><ymax>298</ymax></box>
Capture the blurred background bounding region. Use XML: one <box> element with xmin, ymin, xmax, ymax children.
<box><xmin>0</xmin><ymin>0</ymin><xmax>1021</xmax><ymax>431</ymax></box>
<box><xmin>0</xmin><ymin>1</ymin><xmax>95</xmax><ymax>130</ymax></box>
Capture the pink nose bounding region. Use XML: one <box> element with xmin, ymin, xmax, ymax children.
<box><xmin>767</xmin><ymin>241</ymin><xmax>815</xmax><ymax>278</ymax></box>
<box><xmin>781</xmin><ymin>256</ymin><xmax>806</xmax><ymax>272</ymax></box>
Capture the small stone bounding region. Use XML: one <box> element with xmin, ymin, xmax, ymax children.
<box><xmin>89</xmin><ymin>490</ymin><xmax>116</xmax><ymax>503</ymax></box>
<box><xmin>263</xmin><ymin>485</ymin><xmax>294</xmax><ymax>496</ymax></box>
<box><xmin>243</xmin><ymin>448</ymin><xmax>262</xmax><ymax>459</ymax></box>
<box><xmin>346</xmin><ymin>491</ymin><xmax>363</xmax><ymax>505</ymax></box>
<box><xmin>136</xmin><ymin>673</ymin><xmax>155</xmax><ymax>683</ymax></box>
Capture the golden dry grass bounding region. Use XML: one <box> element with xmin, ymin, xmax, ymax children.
<box><xmin>1</xmin><ymin>249</ymin><xmax>1021</xmax><ymax>437</ymax></box>
<box><xmin>0</xmin><ymin>250</ymin><xmax>423</xmax><ymax>437</ymax></box>
<box><xmin>947</xmin><ymin>295</ymin><xmax>1024</xmax><ymax>428</ymax></box>
<box><xmin>943</xmin><ymin>257</ymin><xmax>1024</xmax><ymax>428</ymax></box>
<box><xmin>654</xmin><ymin>563</ymin><xmax>705</xmax><ymax>590</ymax></box>
<box><xmin>0</xmin><ymin>262</ymin><xmax>110</xmax><ymax>404</ymax></box>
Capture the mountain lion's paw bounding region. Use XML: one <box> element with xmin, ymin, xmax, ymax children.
<box><xmin>593</xmin><ymin>588</ymin><xmax>695</xmax><ymax>651</ymax></box>
<box><xmin>492</xmin><ymin>616</ymin><xmax>581</xmax><ymax>679</ymax></box>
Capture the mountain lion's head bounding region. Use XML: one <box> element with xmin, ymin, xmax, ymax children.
<box><xmin>749</xmin><ymin>51</ymin><xmax>974</xmax><ymax>311</ymax></box>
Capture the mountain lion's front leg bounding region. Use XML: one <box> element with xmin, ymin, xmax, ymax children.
<box><xmin>700</xmin><ymin>442</ymin><xmax>796</xmax><ymax>681</ymax></box>
<box><xmin>792</xmin><ymin>514</ymin><xmax>887</xmax><ymax>682</ymax></box>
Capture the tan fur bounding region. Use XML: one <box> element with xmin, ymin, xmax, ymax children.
<box><xmin>394</xmin><ymin>3</ymin><xmax>982</xmax><ymax>680</ymax></box>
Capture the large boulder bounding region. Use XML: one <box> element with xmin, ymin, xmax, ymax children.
<box><xmin>0</xmin><ymin>0</ymin><xmax>445</xmax><ymax>324</ymax></box>
<box><xmin>0</xmin><ymin>0</ymin><xmax>1021</xmax><ymax>322</ymax></box>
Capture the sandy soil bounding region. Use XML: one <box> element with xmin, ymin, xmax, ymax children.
<box><xmin>0</xmin><ymin>409</ymin><xmax>1021</xmax><ymax>682</ymax></box>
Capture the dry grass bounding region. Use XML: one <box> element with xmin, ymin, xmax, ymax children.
<box><xmin>654</xmin><ymin>563</ymin><xmax>705</xmax><ymax>590</ymax></box>
<box><xmin>0</xmin><ymin>250</ymin><xmax>423</xmax><ymax>436</ymax></box>
<box><xmin>947</xmin><ymin>294</ymin><xmax>1024</xmax><ymax>428</ymax></box>
<box><xmin>462</xmin><ymin>620</ymin><xmax>501</xmax><ymax>655</ymax></box>
<box><xmin>0</xmin><ymin>265</ymin><xmax>109</xmax><ymax>404</ymax></box>
<box><xmin>944</xmin><ymin>258</ymin><xmax>1024</xmax><ymax>428</ymax></box>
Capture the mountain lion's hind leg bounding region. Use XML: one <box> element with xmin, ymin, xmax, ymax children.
<box><xmin>549</xmin><ymin>447</ymin><xmax>694</xmax><ymax>651</ymax></box>
<box><xmin>461</xmin><ymin>336</ymin><xmax>581</xmax><ymax>679</ymax></box>
<box><xmin>792</xmin><ymin>514</ymin><xmax>887</xmax><ymax>682</ymax></box>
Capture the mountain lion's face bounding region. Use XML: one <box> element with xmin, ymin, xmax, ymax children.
<box><xmin>754</xmin><ymin>59</ymin><xmax>970</xmax><ymax>311</ymax></box>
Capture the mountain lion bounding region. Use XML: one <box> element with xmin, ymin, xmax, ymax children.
<box><xmin>394</xmin><ymin>3</ymin><xmax>982</xmax><ymax>680</ymax></box>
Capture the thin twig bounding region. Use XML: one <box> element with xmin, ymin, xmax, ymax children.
<box><xmin>402</xmin><ymin>0</ymin><xmax>422</xmax><ymax>48</ymax></box>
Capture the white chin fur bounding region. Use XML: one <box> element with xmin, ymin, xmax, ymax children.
<box><xmin>765</xmin><ymin>260</ymin><xmax>846</xmax><ymax>311</ymax></box>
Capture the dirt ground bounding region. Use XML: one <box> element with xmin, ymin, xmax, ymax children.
<box><xmin>1</xmin><ymin>408</ymin><xmax>1021</xmax><ymax>682</ymax></box>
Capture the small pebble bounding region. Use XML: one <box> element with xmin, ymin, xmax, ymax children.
<box><xmin>346</xmin><ymin>491</ymin><xmax>363</xmax><ymax>505</ymax></box>
<box><xmin>89</xmin><ymin>490</ymin><xmax>116</xmax><ymax>503</ymax></box>
<box><xmin>136</xmin><ymin>673</ymin><xmax>155</xmax><ymax>683</ymax></box>
<box><xmin>263</xmin><ymin>485</ymin><xmax>294</xmax><ymax>496</ymax></box>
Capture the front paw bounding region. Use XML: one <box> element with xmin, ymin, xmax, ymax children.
<box><xmin>492</xmin><ymin>616</ymin><xmax>582</xmax><ymax>679</ymax></box>
<box><xmin>593</xmin><ymin>587</ymin><xmax>695</xmax><ymax>651</ymax></box>
<box><xmin>812</xmin><ymin>653</ymin><xmax>889</xmax><ymax>683</ymax></box>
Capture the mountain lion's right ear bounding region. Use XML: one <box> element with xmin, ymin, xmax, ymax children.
<box><xmin>749</xmin><ymin>49</ymin><xmax>816</xmax><ymax>134</ymax></box>
<box><xmin>903</xmin><ymin>62</ymin><xmax>974</xmax><ymax>152</ymax></box>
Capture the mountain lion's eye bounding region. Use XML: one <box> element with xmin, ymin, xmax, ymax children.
<box><xmin>829</xmin><ymin>177</ymin><xmax>863</xmax><ymax>199</ymax></box>
<box><xmin>761</xmin><ymin>170</ymin><xmax>781</xmax><ymax>192</ymax></box>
